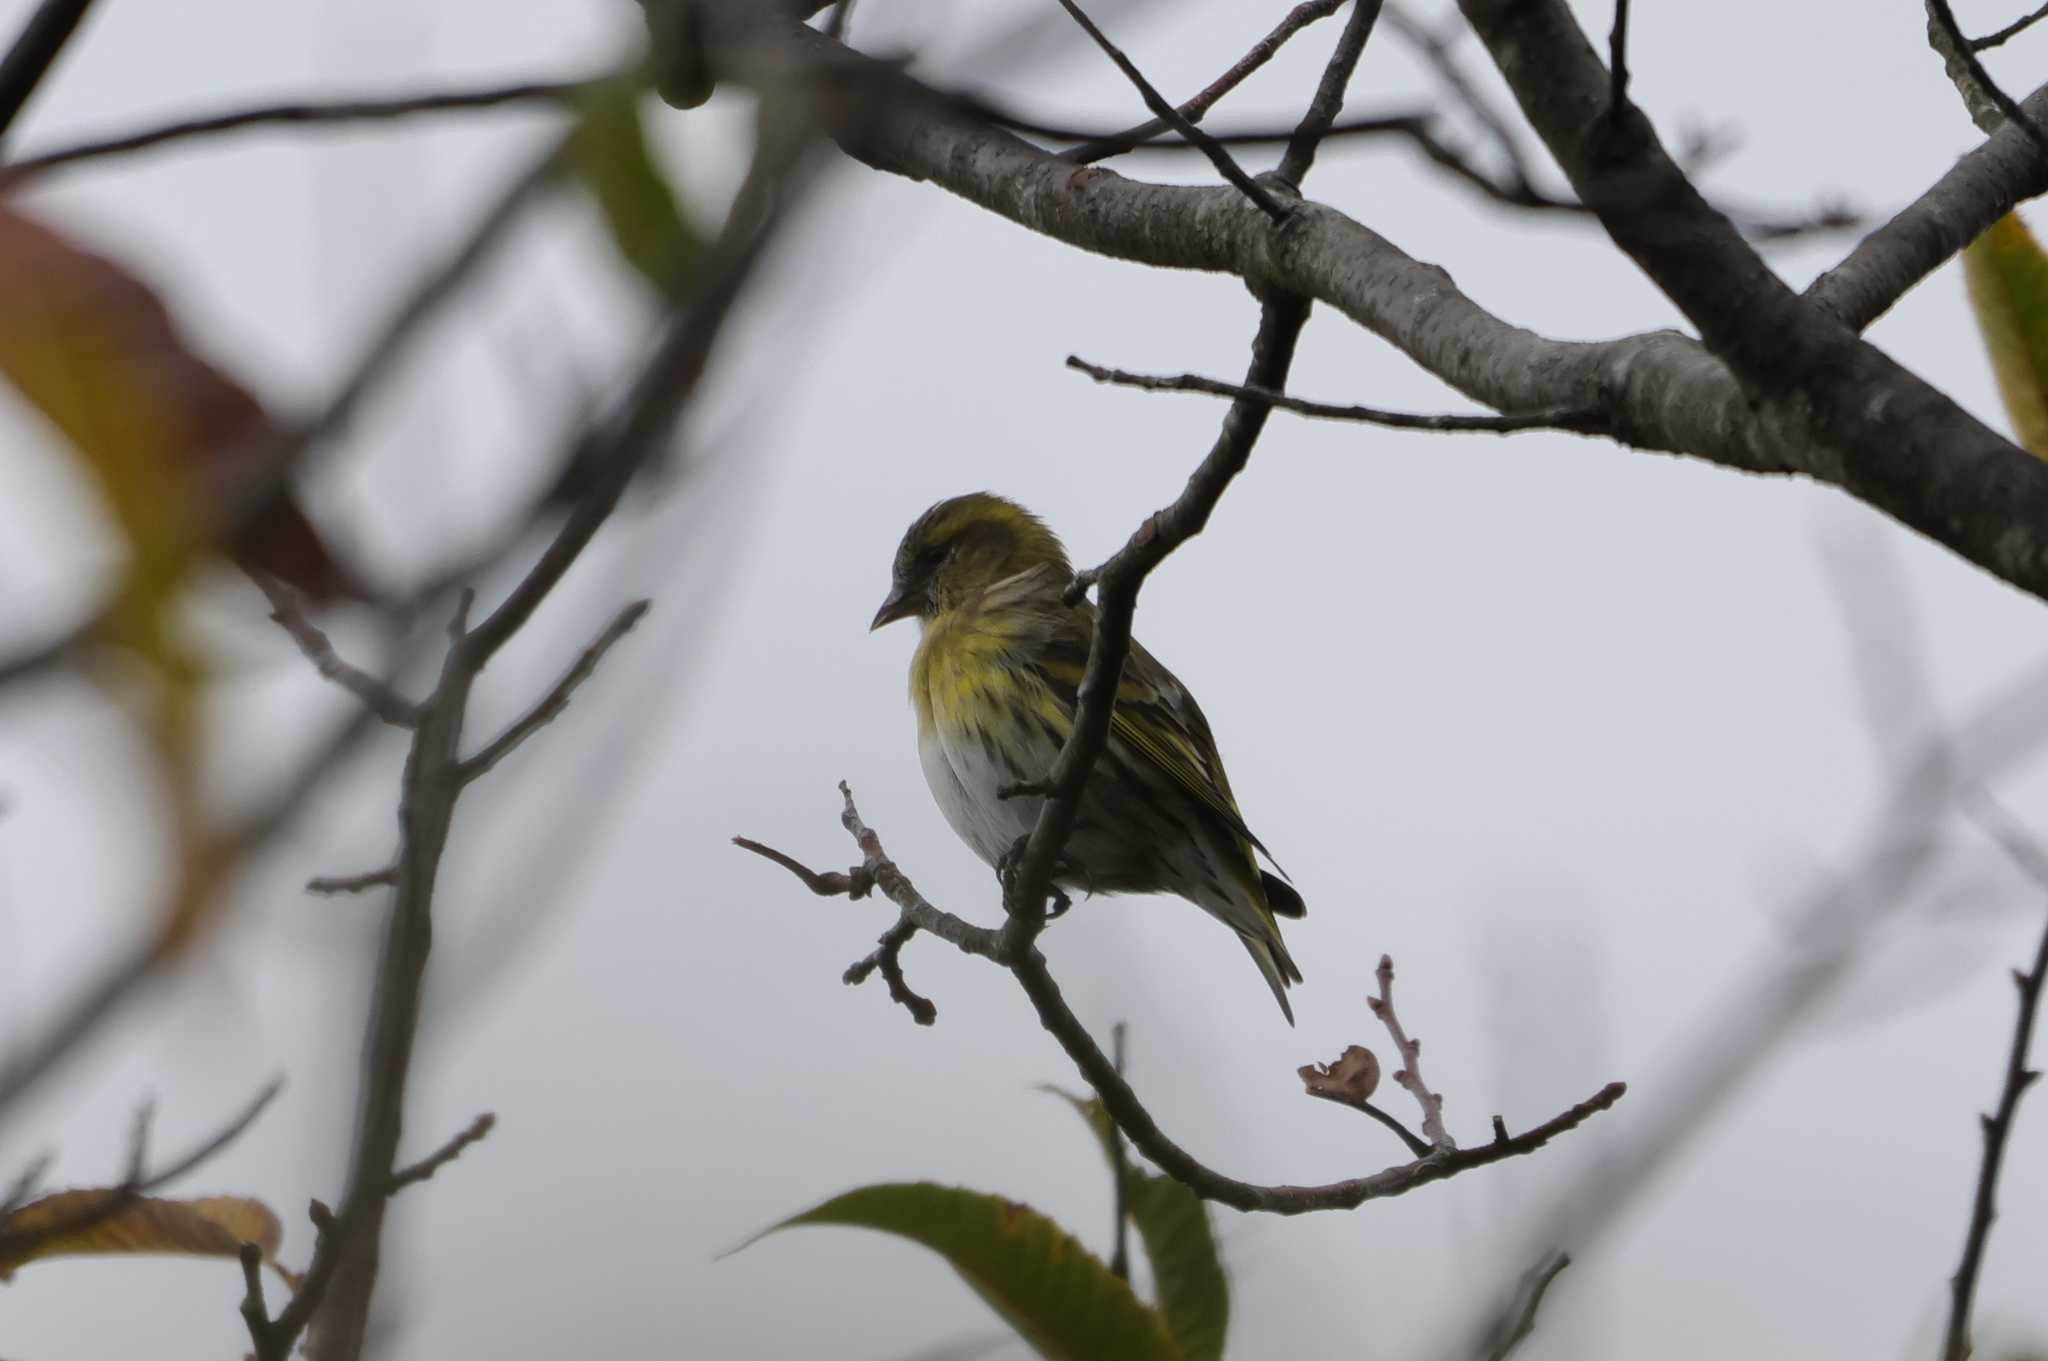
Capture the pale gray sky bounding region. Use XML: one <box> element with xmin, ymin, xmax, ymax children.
<box><xmin>0</xmin><ymin>2</ymin><xmax>2044</xmax><ymax>1358</ymax></box>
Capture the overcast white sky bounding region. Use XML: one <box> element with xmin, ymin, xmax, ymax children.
<box><xmin>0</xmin><ymin>1</ymin><xmax>2045</xmax><ymax>1358</ymax></box>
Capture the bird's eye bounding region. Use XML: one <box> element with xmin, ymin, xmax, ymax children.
<box><xmin>916</xmin><ymin>542</ymin><xmax>949</xmax><ymax>571</ymax></box>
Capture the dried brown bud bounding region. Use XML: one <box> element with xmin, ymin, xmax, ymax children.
<box><xmin>1299</xmin><ymin>1044</ymin><xmax>1381</xmax><ymax>1103</ymax></box>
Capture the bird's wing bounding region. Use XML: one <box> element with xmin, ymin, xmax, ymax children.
<box><xmin>1031</xmin><ymin>612</ymin><xmax>1283</xmax><ymax>875</ymax></box>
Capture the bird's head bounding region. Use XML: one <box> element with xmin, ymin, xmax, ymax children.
<box><xmin>871</xmin><ymin>492</ymin><xmax>1071</xmax><ymax>630</ymax></box>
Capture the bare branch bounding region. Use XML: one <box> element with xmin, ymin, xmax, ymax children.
<box><xmin>388</xmin><ymin>1113</ymin><xmax>497</xmax><ymax>1196</ymax></box>
<box><xmin>1944</xmin><ymin>794</ymin><xmax>2048</xmax><ymax>1361</ymax></box>
<box><xmin>1060</xmin><ymin>1</ymin><xmax>1346</xmax><ymax>164</ymax></box>
<box><xmin>1806</xmin><ymin>78</ymin><xmax>2048</xmax><ymax>330</ymax></box>
<box><xmin>1928</xmin><ymin>0</ymin><xmax>2048</xmax><ymax>151</ymax></box>
<box><xmin>1048</xmin><ymin>0</ymin><xmax>1287</xmax><ymax>220</ymax></box>
<box><xmin>746</xmin><ymin>785</ymin><xmax>1626</xmax><ymax>1213</ymax></box>
<box><xmin>1002</xmin><ymin>295</ymin><xmax>1309</xmax><ymax>949</ymax></box>
<box><xmin>1</xmin><ymin>77</ymin><xmax>587</xmax><ymax>182</ymax></box>
<box><xmin>1277</xmin><ymin>0</ymin><xmax>1385</xmax><ymax>186</ymax></box>
<box><xmin>0</xmin><ymin>0</ymin><xmax>96</xmax><ymax>138</ymax></box>
<box><xmin>307</xmin><ymin>866</ymin><xmax>399</xmax><ymax>897</ymax></box>
<box><xmin>458</xmin><ymin>599</ymin><xmax>651</xmax><ymax>783</ymax></box>
<box><xmin>1973</xmin><ymin>2</ymin><xmax>2048</xmax><ymax>50</ymax></box>
<box><xmin>1606</xmin><ymin>0</ymin><xmax>1631</xmax><ymax>113</ymax></box>
<box><xmin>1300</xmin><ymin>1044</ymin><xmax>1434</xmax><ymax>1158</ymax></box>
<box><xmin>1068</xmin><ymin>356</ymin><xmax>1603</xmax><ymax>434</ymax></box>
<box><xmin>257</xmin><ymin>576</ymin><xmax>420</xmax><ymax>727</ymax></box>
<box><xmin>1479</xmin><ymin>1252</ymin><xmax>1571</xmax><ymax>1361</ymax></box>
<box><xmin>842</xmin><ymin>919</ymin><xmax>936</xmax><ymax>1025</ymax></box>
<box><xmin>1368</xmin><ymin>954</ymin><xmax>1455</xmax><ymax>1152</ymax></box>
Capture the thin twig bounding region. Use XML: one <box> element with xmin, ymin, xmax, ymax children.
<box><xmin>1944</xmin><ymin>793</ymin><xmax>2048</xmax><ymax>1361</ymax></box>
<box><xmin>1061</xmin><ymin>0</ymin><xmax>1345</xmax><ymax>163</ymax></box>
<box><xmin>1607</xmin><ymin>0</ymin><xmax>1631</xmax><ymax>113</ymax></box>
<box><xmin>1277</xmin><ymin>0</ymin><xmax>1386</xmax><ymax>186</ymax></box>
<box><xmin>1368</xmin><ymin>954</ymin><xmax>1454</xmax><ymax>1152</ymax></box>
<box><xmin>1479</xmin><ymin>1252</ymin><xmax>1571</xmax><ymax>1361</ymax></box>
<box><xmin>0</xmin><ymin>1153</ymin><xmax>50</xmax><ymax>1217</ymax></box>
<box><xmin>745</xmin><ymin>786</ymin><xmax>1626</xmax><ymax>1213</ymax></box>
<box><xmin>1003</xmin><ymin>295</ymin><xmax>1310</xmax><ymax>956</ymax></box>
<box><xmin>1300</xmin><ymin>1046</ymin><xmax>1433</xmax><ymax>1159</ymax></box>
<box><xmin>1049</xmin><ymin>0</ymin><xmax>1287</xmax><ymax>220</ymax></box>
<box><xmin>0</xmin><ymin>0</ymin><xmax>96</xmax><ymax>139</ymax></box>
<box><xmin>458</xmin><ymin>598</ymin><xmax>651</xmax><ymax>782</ymax></box>
<box><xmin>257</xmin><ymin>577</ymin><xmax>420</xmax><ymax>727</ymax></box>
<box><xmin>0</xmin><ymin>1078</ymin><xmax>282</xmax><ymax>1261</ymax></box>
<box><xmin>1108</xmin><ymin>1022</ymin><xmax>1131</xmax><ymax>1281</ymax></box>
<box><xmin>1</xmin><ymin>77</ymin><xmax>587</xmax><ymax>181</ymax></box>
<box><xmin>1929</xmin><ymin>0</ymin><xmax>2048</xmax><ymax>154</ymax></box>
<box><xmin>734</xmin><ymin>837</ymin><xmax>872</xmax><ymax>897</ymax></box>
<box><xmin>239</xmin><ymin>1242</ymin><xmax>272</xmax><ymax>1357</ymax></box>
<box><xmin>1067</xmin><ymin>356</ymin><xmax>1603</xmax><ymax>434</ymax></box>
<box><xmin>842</xmin><ymin>918</ymin><xmax>936</xmax><ymax>1024</ymax></box>
<box><xmin>1383</xmin><ymin>4</ymin><xmax>1531</xmax><ymax>191</ymax></box>
<box><xmin>388</xmin><ymin>1113</ymin><xmax>496</xmax><ymax>1196</ymax></box>
<box><xmin>307</xmin><ymin>866</ymin><xmax>399</xmax><ymax>897</ymax></box>
<box><xmin>1973</xmin><ymin>1</ymin><xmax>2048</xmax><ymax>50</ymax></box>
<box><xmin>293</xmin><ymin>150</ymin><xmax>799</xmax><ymax>1361</ymax></box>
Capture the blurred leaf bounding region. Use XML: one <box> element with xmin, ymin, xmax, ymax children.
<box><xmin>747</xmin><ymin>1182</ymin><xmax>1184</xmax><ymax>1361</ymax></box>
<box><xmin>0</xmin><ymin>1189</ymin><xmax>288</xmax><ymax>1280</ymax></box>
<box><xmin>1047</xmin><ymin>1091</ymin><xmax>1229</xmax><ymax>1361</ymax></box>
<box><xmin>1964</xmin><ymin>211</ymin><xmax>2048</xmax><ymax>457</ymax></box>
<box><xmin>0</xmin><ymin>203</ymin><xmax>348</xmax><ymax>597</ymax></box>
<box><xmin>572</xmin><ymin>78</ymin><xmax>702</xmax><ymax>298</ymax></box>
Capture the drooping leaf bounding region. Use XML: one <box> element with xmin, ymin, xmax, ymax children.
<box><xmin>1964</xmin><ymin>211</ymin><xmax>2048</xmax><ymax>457</ymax></box>
<box><xmin>0</xmin><ymin>1189</ymin><xmax>289</xmax><ymax>1281</ymax></box>
<box><xmin>1046</xmin><ymin>1091</ymin><xmax>1229</xmax><ymax>1361</ymax></box>
<box><xmin>571</xmin><ymin>78</ymin><xmax>702</xmax><ymax>298</ymax></box>
<box><xmin>745</xmin><ymin>1182</ymin><xmax>1184</xmax><ymax>1361</ymax></box>
<box><xmin>0</xmin><ymin>203</ymin><xmax>351</xmax><ymax>597</ymax></box>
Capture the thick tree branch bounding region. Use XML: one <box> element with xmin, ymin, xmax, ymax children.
<box><xmin>700</xmin><ymin>18</ymin><xmax>2048</xmax><ymax>611</ymax></box>
<box><xmin>1806</xmin><ymin>80</ymin><xmax>2048</xmax><ymax>331</ymax></box>
<box><xmin>1453</xmin><ymin>0</ymin><xmax>2048</xmax><ymax>602</ymax></box>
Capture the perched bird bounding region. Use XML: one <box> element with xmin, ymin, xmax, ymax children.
<box><xmin>870</xmin><ymin>492</ymin><xmax>1306</xmax><ymax>1021</ymax></box>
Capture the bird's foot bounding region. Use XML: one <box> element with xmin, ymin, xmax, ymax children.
<box><xmin>996</xmin><ymin>835</ymin><xmax>1072</xmax><ymax>921</ymax></box>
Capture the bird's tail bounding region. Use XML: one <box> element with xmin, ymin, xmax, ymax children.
<box><xmin>1241</xmin><ymin>929</ymin><xmax>1303</xmax><ymax>1026</ymax></box>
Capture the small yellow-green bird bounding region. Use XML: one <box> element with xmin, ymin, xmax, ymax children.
<box><xmin>870</xmin><ymin>492</ymin><xmax>1306</xmax><ymax>1022</ymax></box>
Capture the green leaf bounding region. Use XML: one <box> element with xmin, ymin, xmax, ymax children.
<box><xmin>746</xmin><ymin>1183</ymin><xmax>1184</xmax><ymax>1361</ymax></box>
<box><xmin>1046</xmin><ymin>1091</ymin><xmax>1230</xmax><ymax>1361</ymax></box>
<box><xmin>571</xmin><ymin>78</ymin><xmax>701</xmax><ymax>298</ymax></box>
<box><xmin>1964</xmin><ymin>211</ymin><xmax>2048</xmax><ymax>456</ymax></box>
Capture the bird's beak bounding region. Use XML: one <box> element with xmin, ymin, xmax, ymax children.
<box><xmin>870</xmin><ymin>583</ymin><xmax>918</xmax><ymax>631</ymax></box>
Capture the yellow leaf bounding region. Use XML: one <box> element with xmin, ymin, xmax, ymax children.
<box><xmin>0</xmin><ymin>1189</ymin><xmax>288</xmax><ymax>1281</ymax></box>
<box><xmin>1963</xmin><ymin>212</ymin><xmax>2048</xmax><ymax>457</ymax></box>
